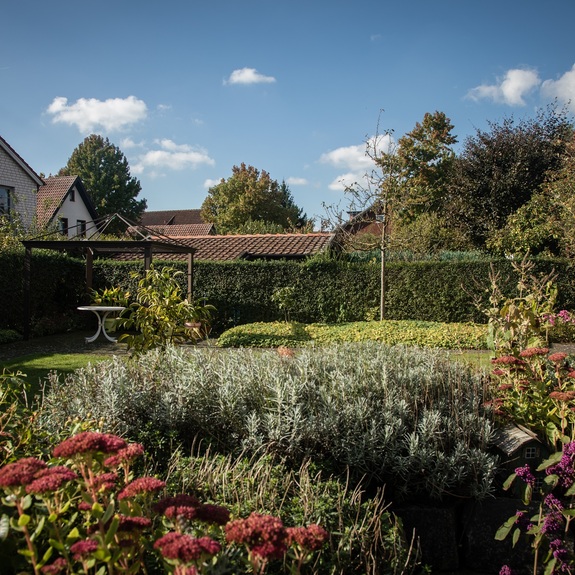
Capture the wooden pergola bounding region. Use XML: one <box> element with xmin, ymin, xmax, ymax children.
<box><xmin>21</xmin><ymin>239</ymin><xmax>196</xmax><ymax>340</ymax></box>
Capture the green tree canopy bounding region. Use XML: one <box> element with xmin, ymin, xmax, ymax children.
<box><xmin>394</xmin><ymin>110</ymin><xmax>457</xmax><ymax>221</ymax></box>
<box><xmin>59</xmin><ymin>134</ymin><xmax>147</xmax><ymax>229</ymax></box>
<box><xmin>448</xmin><ymin>105</ymin><xmax>573</xmax><ymax>247</ymax></box>
<box><xmin>488</xmin><ymin>133</ymin><xmax>575</xmax><ymax>257</ymax></box>
<box><xmin>200</xmin><ymin>164</ymin><xmax>309</xmax><ymax>234</ymax></box>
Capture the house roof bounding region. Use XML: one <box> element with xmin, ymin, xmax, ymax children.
<box><xmin>0</xmin><ymin>135</ymin><xmax>44</xmax><ymax>187</ymax></box>
<box><xmin>36</xmin><ymin>175</ymin><xmax>98</xmax><ymax>227</ymax></box>
<box><xmin>134</xmin><ymin>223</ymin><xmax>216</xmax><ymax>236</ymax></box>
<box><xmin>139</xmin><ymin>209</ymin><xmax>206</xmax><ymax>226</ymax></box>
<box><xmin>491</xmin><ymin>424</ymin><xmax>541</xmax><ymax>457</ymax></box>
<box><xmin>117</xmin><ymin>232</ymin><xmax>334</xmax><ymax>262</ymax></box>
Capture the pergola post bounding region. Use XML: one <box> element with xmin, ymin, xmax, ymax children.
<box><xmin>144</xmin><ymin>245</ymin><xmax>152</xmax><ymax>270</ymax></box>
<box><xmin>187</xmin><ymin>253</ymin><xmax>193</xmax><ymax>300</ymax></box>
<box><xmin>23</xmin><ymin>246</ymin><xmax>31</xmax><ymax>340</ymax></box>
<box><xmin>85</xmin><ymin>248</ymin><xmax>94</xmax><ymax>293</ymax></box>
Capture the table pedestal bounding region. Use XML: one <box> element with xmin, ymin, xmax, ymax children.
<box><xmin>77</xmin><ymin>306</ymin><xmax>126</xmax><ymax>343</ymax></box>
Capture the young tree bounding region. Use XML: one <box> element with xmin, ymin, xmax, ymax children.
<box><xmin>200</xmin><ymin>164</ymin><xmax>308</xmax><ymax>234</ymax></box>
<box><xmin>59</xmin><ymin>134</ymin><xmax>147</xmax><ymax>229</ymax></box>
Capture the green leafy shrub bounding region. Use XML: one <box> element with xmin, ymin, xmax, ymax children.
<box><xmin>480</xmin><ymin>256</ymin><xmax>557</xmax><ymax>354</ymax></box>
<box><xmin>489</xmin><ymin>349</ymin><xmax>575</xmax><ymax>448</ymax></box>
<box><xmin>38</xmin><ymin>344</ymin><xmax>497</xmax><ymax>502</ymax></box>
<box><xmin>217</xmin><ymin>320</ymin><xmax>487</xmax><ymax>350</ymax></box>
<box><xmin>0</xmin><ymin>329</ymin><xmax>22</xmax><ymax>344</ymax></box>
<box><xmin>117</xmin><ymin>266</ymin><xmax>215</xmax><ymax>354</ymax></box>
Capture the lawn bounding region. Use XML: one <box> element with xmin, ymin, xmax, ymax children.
<box><xmin>0</xmin><ymin>352</ymin><xmax>112</xmax><ymax>395</ymax></box>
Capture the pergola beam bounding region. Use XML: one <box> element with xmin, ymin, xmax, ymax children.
<box><xmin>20</xmin><ymin>239</ymin><xmax>195</xmax><ymax>340</ymax></box>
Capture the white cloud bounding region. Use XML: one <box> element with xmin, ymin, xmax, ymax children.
<box><xmin>466</xmin><ymin>68</ymin><xmax>541</xmax><ymax>106</ymax></box>
<box><xmin>320</xmin><ymin>135</ymin><xmax>395</xmax><ymax>193</ymax></box>
<box><xmin>204</xmin><ymin>178</ymin><xmax>222</xmax><ymax>189</ymax></box>
<box><xmin>224</xmin><ymin>67</ymin><xmax>276</xmax><ymax>85</ymax></box>
<box><xmin>327</xmin><ymin>172</ymin><xmax>362</xmax><ymax>191</ymax></box>
<box><xmin>120</xmin><ymin>137</ymin><xmax>145</xmax><ymax>149</ymax></box>
<box><xmin>46</xmin><ymin>95</ymin><xmax>147</xmax><ymax>132</ymax></box>
<box><xmin>286</xmin><ymin>177</ymin><xmax>308</xmax><ymax>186</ymax></box>
<box><xmin>320</xmin><ymin>135</ymin><xmax>394</xmax><ymax>171</ymax></box>
<box><xmin>541</xmin><ymin>64</ymin><xmax>575</xmax><ymax>112</ymax></box>
<box><xmin>132</xmin><ymin>139</ymin><xmax>215</xmax><ymax>175</ymax></box>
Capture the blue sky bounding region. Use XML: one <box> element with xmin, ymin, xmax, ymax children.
<box><xmin>2</xmin><ymin>0</ymin><xmax>575</xmax><ymax>226</ymax></box>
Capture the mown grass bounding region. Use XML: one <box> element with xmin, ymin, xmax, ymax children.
<box><xmin>0</xmin><ymin>353</ymin><xmax>111</xmax><ymax>395</ymax></box>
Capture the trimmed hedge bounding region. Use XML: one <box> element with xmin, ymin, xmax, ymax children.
<box><xmin>0</xmin><ymin>249</ymin><xmax>86</xmax><ymax>336</ymax></box>
<box><xmin>2</xmin><ymin>249</ymin><xmax>575</xmax><ymax>336</ymax></box>
<box><xmin>159</xmin><ymin>258</ymin><xmax>575</xmax><ymax>331</ymax></box>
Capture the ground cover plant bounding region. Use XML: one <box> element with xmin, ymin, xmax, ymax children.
<box><xmin>216</xmin><ymin>319</ymin><xmax>487</xmax><ymax>350</ymax></box>
<box><xmin>38</xmin><ymin>343</ymin><xmax>497</xmax><ymax>503</ymax></box>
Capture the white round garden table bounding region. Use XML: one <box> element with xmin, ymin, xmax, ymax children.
<box><xmin>77</xmin><ymin>306</ymin><xmax>126</xmax><ymax>343</ymax></box>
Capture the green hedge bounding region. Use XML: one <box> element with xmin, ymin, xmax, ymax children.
<box><xmin>0</xmin><ymin>249</ymin><xmax>86</xmax><ymax>336</ymax></box>
<box><xmin>169</xmin><ymin>258</ymin><xmax>575</xmax><ymax>331</ymax></box>
<box><xmin>2</xmin><ymin>250</ymin><xmax>575</xmax><ymax>336</ymax></box>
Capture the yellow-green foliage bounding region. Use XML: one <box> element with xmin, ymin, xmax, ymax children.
<box><xmin>217</xmin><ymin>319</ymin><xmax>487</xmax><ymax>349</ymax></box>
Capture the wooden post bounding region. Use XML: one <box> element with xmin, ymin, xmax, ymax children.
<box><xmin>23</xmin><ymin>246</ymin><xmax>31</xmax><ymax>340</ymax></box>
<box><xmin>144</xmin><ymin>245</ymin><xmax>152</xmax><ymax>270</ymax></box>
<box><xmin>85</xmin><ymin>248</ymin><xmax>93</xmax><ymax>294</ymax></box>
<box><xmin>187</xmin><ymin>253</ymin><xmax>193</xmax><ymax>300</ymax></box>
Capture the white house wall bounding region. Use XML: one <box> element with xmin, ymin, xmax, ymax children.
<box><xmin>57</xmin><ymin>186</ymin><xmax>96</xmax><ymax>237</ymax></box>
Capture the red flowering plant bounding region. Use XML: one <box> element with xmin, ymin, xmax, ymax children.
<box><xmin>0</xmin><ymin>431</ymin><xmax>329</xmax><ymax>575</ymax></box>
<box><xmin>488</xmin><ymin>348</ymin><xmax>575</xmax><ymax>448</ymax></box>
<box><xmin>0</xmin><ymin>431</ymin><xmax>161</xmax><ymax>575</ymax></box>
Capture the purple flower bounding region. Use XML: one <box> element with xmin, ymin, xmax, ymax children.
<box><xmin>515</xmin><ymin>464</ymin><xmax>536</xmax><ymax>487</ymax></box>
<box><xmin>542</xmin><ymin>511</ymin><xmax>564</xmax><ymax>536</ymax></box>
<box><xmin>499</xmin><ymin>566</ymin><xmax>513</xmax><ymax>575</ymax></box>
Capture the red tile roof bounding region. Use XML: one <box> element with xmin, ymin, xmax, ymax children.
<box><xmin>36</xmin><ymin>175</ymin><xmax>79</xmax><ymax>227</ymax></box>
<box><xmin>117</xmin><ymin>233</ymin><xmax>334</xmax><ymax>261</ymax></box>
<box><xmin>146</xmin><ymin>223</ymin><xmax>215</xmax><ymax>236</ymax></box>
<box><xmin>140</xmin><ymin>209</ymin><xmax>206</xmax><ymax>226</ymax></box>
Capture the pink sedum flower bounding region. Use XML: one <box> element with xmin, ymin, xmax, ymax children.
<box><xmin>104</xmin><ymin>443</ymin><xmax>144</xmax><ymax>467</ymax></box>
<box><xmin>26</xmin><ymin>466</ymin><xmax>77</xmax><ymax>494</ymax></box>
<box><xmin>118</xmin><ymin>476</ymin><xmax>165</xmax><ymax>499</ymax></box>
<box><xmin>0</xmin><ymin>458</ymin><xmax>47</xmax><ymax>488</ymax></box>
<box><xmin>53</xmin><ymin>432</ymin><xmax>126</xmax><ymax>458</ymax></box>
<box><xmin>154</xmin><ymin>532</ymin><xmax>221</xmax><ymax>562</ymax></box>
<box><xmin>287</xmin><ymin>524</ymin><xmax>329</xmax><ymax>551</ymax></box>
<box><xmin>70</xmin><ymin>538</ymin><xmax>99</xmax><ymax>560</ymax></box>
<box><xmin>226</xmin><ymin>513</ymin><xmax>288</xmax><ymax>559</ymax></box>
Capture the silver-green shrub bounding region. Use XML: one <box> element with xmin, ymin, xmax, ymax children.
<box><xmin>38</xmin><ymin>343</ymin><xmax>497</xmax><ymax>501</ymax></box>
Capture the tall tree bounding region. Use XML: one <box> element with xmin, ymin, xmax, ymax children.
<box><xmin>200</xmin><ymin>164</ymin><xmax>308</xmax><ymax>234</ymax></box>
<box><xmin>394</xmin><ymin>110</ymin><xmax>457</xmax><ymax>220</ymax></box>
<box><xmin>59</xmin><ymin>134</ymin><xmax>146</xmax><ymax>228</ymax></box>
<box><xmin>448</xmin><ymin>105</ymin><xmax>573</xmax><ymax>247</ymax></box>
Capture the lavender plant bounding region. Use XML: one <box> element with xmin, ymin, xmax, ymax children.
<box><xmin>38</xmin><ymin>343</ymin><xmax>497</xmax><ymax>501</ymax></box>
